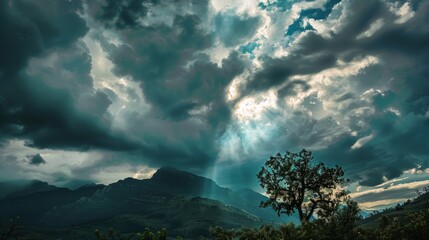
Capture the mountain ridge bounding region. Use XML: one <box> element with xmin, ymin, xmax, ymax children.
<box><xmin>0</xmin><ymin>179</ymin><xmax>59</xmax><ymax>200</ymax></box>
<box><xmin>359</xmin><ymin>191</ymin><xmax>429</xmax><ymax>229</ymax></box>
<box><xmin>0</xmin><ymin>167</ymin><xmax>298</xmax><ymax>239</ymax></box>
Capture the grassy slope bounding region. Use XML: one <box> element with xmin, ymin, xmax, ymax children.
<box><xmin>359</xmin><ymin>192</ymin><xmax>429</xmax><ymax>229</ymax></box>
<box><xmin>15</xmin><ymin>197</ymin><xmax>261</xmax><ymax>240</ymax></box>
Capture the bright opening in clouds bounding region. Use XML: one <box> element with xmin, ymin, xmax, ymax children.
<box><xmin>1</xmin><ymin>0</ymin><xmax>429</xmax><ymax>211</ymax></box>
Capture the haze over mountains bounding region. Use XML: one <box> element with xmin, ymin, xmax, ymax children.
<box><xmin>0</xmin><ymin>167</ymin><xmax>298</xmax><ymax>239</ymax></box>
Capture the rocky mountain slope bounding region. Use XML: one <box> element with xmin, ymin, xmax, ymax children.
<box><xmin>0</xmin><ymin>167</ymin><xmax>298</xmax><ymax>239</ymax></box>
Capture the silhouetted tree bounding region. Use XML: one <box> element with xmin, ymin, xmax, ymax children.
<box><xmin>0</xmin><ymin>217</ymin><xmax>19</xmax><ymax>240</ymax></box>
<box><xmin>257</xmin><ymin>149</ymin><xmax>349</xmax><ymax>222</ymax></box>
<box><xmin>325</xmin><ymin>199</ymin><xmax>362</xmax><ymax>240</ymax></box>
<box><xmin>209</xmin><ymin>226</ymin><xmax>234</xmax><ymax>240</ymax></box>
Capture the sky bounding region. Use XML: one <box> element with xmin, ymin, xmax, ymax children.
<box><xmin>0</xmin><ymin>0</ymin><xmax>428</xmax><ymax>211</ymax></box>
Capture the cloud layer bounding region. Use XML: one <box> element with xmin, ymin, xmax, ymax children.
<box><xmin>0</xmin><ymin>0</ymin><xmax>428</xmax><ymax>209</ymax></box>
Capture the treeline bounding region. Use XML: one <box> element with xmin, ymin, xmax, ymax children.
<box><xmin>209</xmin><ymin>209</ymin><xmax>429</xmax><ymax>240</ymax></box>
<box><xmin>2</xmin><ymin>199</ymin><xmax>429</xmax><ymax>240</ymax></box>
<box><xmin>91</xmin><ymin>206</ymin><xmax>429</xmax><ymax>240</ymax></box>
<box><xmin>0</xmin><ymin>217</ymin><xmax>19</xmax><ymax>240</ymax></box>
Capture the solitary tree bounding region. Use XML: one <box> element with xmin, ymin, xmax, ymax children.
<box><xmin>0</xmin><ymin>217</ymin><xmax>19</xmax><ymax>240</ymax></box>
<box><xmin>257</xmin><ymin>149</ymin><xmax>349</xmax><ymax>222</ymax></box>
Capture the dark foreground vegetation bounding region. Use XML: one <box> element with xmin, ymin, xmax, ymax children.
<box><xmin>89</xmin><ymin>209</ymin><xmax>429</xmax><ymax>240</ymax></box>
<box><xmin>89</xmin><ymin>200</ymin><xmax>429</xmax><ymax>240</ymax></box>
<box><xmin>207</xmin><ymin>208</ymin><xmax>429</xmax><ymax>240</ymax></box>
<box><xmin>2</xmin><ymin>207</ymin><xmax>429</xmax><ymax>239</ymax></box>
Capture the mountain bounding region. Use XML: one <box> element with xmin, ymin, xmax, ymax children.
<box><xmin>359</xmin><ymin>191</ymin><xmax>429</xmax><ymax>229</ymax></box>
<box><xmin>13</xmin><ymin>196</ymin><xmax>261</xmax><ymax>240</ymax></box>
<box><xmin>0</xmin><ymin>167</ymin><xmax>297</xmax><ymax>239</ymax></box>
<box><xmin>148</xmin><ymin>167</ymin><xmax>299</xmax><ymax>224</ymax></box>
<box><xmin>0</xmin><ymin>183</ymin><xmax>105</xmax><ymax>225</ymax></box>
<box><xmin>359</xmin><ymin>209</ymin><xmax>371</xmax><ymax>219</ymax></box>
<box><xmin>0</xmin><ymin>180</ymin><xmax>58</xmax><ymax>200</ymax></box>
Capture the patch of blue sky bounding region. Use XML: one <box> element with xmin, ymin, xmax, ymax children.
<box><xmin>258</xmin><ymin>0</ymin><xmax>296</xmax><ymax>12</ymax></box>
<box><xmin>239</xmin><ymin>41</ymin><xmax>260</xmax><ymax>59</ymax></box>
<box><xmin>286</xmin><ymin>19</ymin><xmax>315</xmax><ymax>36</ymax></box>
<box><xmin>286</xmin><ymin>0</ymin><xmax>341</xmax><ymax>36</ymax></box>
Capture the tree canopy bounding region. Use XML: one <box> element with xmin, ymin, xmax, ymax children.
<box><xmin>257</xmin><ymin>149</ymin><xmax>349</xmax><ymax>222</ymax></box>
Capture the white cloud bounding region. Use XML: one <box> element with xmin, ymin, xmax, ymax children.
<box><xmin>133</xmin><ymin>167</ymin><xmax>157</xmax><ymax>179</ymax></box>
<box><xmin>387</xmin><ymin>1</ymin><xmax>415</xmax><ymax>24</ymax></box>
<box><xmin>211</xmin><ymin>0</ymin><xmax>261</xmax><ymax>16</ymax></box>
<box><xmin>351</xmin><ymin>134</ymin><xmax>373</xmax><ymax>149</ymax></box>
<box><xmin>381</xmin><ymin>179</ymin><xmax>429</xmax><ymax>195</ymax></box>
<box><xmin>358</xmin><ymin>198</ymin><xmax>409</xmax><ymax>210</ymax></box>
<box><xmin>307</xmin><ymin>0</ymin><xmax>346</xmax><ymax>36</ymax></box>
<box><xmin>83</xmin><ymin>35</ymin><xmax>151</xmax><ymax>134</ymax></box>
<box><xmin>356</xmin><ymin>18</ymin><xmax>384</xmax><ymax>39</ymax></box>
<box><xmin>0</xmin><ymin>140</ymin><xmax>89</xmax><ymax>184</ymax></box>
<box><xmin>234</xmin><ymin>90</ymin><xmax>278</xmax><ymax>122</ymax></box>
<box><xmin>350</xmin><ymin>179</ymin><xmax>429</xmax><ymax>210</ymax></box>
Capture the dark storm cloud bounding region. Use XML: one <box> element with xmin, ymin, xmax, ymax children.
<box><xmin>239</xmin><ymin>0</ymin><xmax>429</xmax><ymax>186</ymax></box>
<box><xmin>312</xmin><ymin>110</ymin><xmax>429</xmax><ymax>186</ymax></box>
<box><xmin>94</xmin><ymin>0</ymin><xmax>153</xmax><ymax>29</ymax></box>
<box><xmin>1</xmin><ymin>0</ymin><xmax>428</xmax><ymax>191</ymax></box>
<box><xmin>118</xmin><ymin>52</ymin><xmax>246</xmax><ymax>168</ymax></box>
<box><xmin>247</xmin><ymin>0</ymin><xmax>428</xmax><ymax>95</ymax></box>
<box><xmin>354</xmin><ymin>188</ymin><xmax>417</xmax><ymax>204</ymax></box>
<box><xmin>277</xmin><ymin>80</ymin><xmax>310</xmax><ymax>98</ymax></box>
<box><xmin>0</xmin><ymin>0</ymin><xmax>87</xmax><ymax>73</ymax></box>
<box><xmin>86</xmin><ymin>0</ymin><xmax>247</xmax><ymax>168</ymax></box>
<box><xmin>352</xmin><ymin>172</ymin><xmax>429</xmax><ymax>205</ymax></box>
<box><xmin>86</xmin><ymin>0</ymin><xmax>210</xmax><ymax>29</ymax></box>
<box><xmin>335</xmin><ymin>93</ymin><xmax>355</xmax><ymax>102</ymax></box>
<box><xmin>246</xmin><ymin>53</ymin><xmax>336</xmax><ymax>93</ymax></box>
<box><xmin>248</xmin><ymin>111</ymin><xmax>349</xmax><ymax>153</ymax></box>
<box><xmin>315</xmin><ymin>139</ymin><xmax>422</xmax><ymax>186</ymax></box>
<box><xmin>0</xmin><ymin>0</ymin><xmax>140</xmax><ymax>151</ymax></box>
<box><xmin>27</xmin><ymin>154</ymin><xmax>47</xmax><ymax>166</ymax></box>
<box><xmin>164</xmin><ymin>101</ymin><xmax>198</xmax><ymax>121</ymax></box>
<box><xmin>214</xmin><ymin>12</ymin><xmax>261</xmax><ymax>47</ymax></box>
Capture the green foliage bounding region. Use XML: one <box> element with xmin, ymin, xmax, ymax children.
<box><xmin>0</xmin><ymin>217</ymin><xmax>19</xmax><ymax>240</ymax></box>
<box><xmin>374</xmin><ymin>210</ymin><xmax>429</xmax><ymax>240</ymax></box>
<box><xmin>209</xmin><ymin>226</ymin><xmax>234</xmax><ymax>240</ymax></box>
<box><xmin>95</xmin><ymin>227</ymin><xmax>169</xmax><ymax>240</ymax></box>
<box><xmin>236</xmin><ymin>225</ymin><xmax>287</xmax><ymax>240</ymax></box>
<box><xmin>209</xmin><ymin>224</ymin><xmax>309</xmax><ymax>240</ymax></box>
<box><xmin>208</xmin><ymin>208</ymin><xmax>429</xmax><ymax>240</ymax></box>
<box><xmin>137</xmin><ymin>228</ymin><xmax>155</xmax><ymax>240</ymax></box>
<box><xmin>95</xmin><ymin>228</ymin><xmax>134</xmax><ymax>240</ymax></box>
<box><xmin>257</xmin><ymin>149</ymin><xmax>349</xmax><ymax>222</ymax></box>
<box><xmin>301</xmin><ymin>199</ymin><xmax>363</xmax><ymax>240</ymax></box>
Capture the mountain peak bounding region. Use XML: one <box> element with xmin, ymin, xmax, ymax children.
<box><xmin>151</xmin><ymin>167</ymin><xmax>217</xmax><ymax>184</ymax></box>
<box><xmin>152</xmin><ymin>166</ymin><xmax>197</xmax><ymax>180</ymax></box>
<box><xmin>152</xmin><ymin>166</ymin><xmax>180</xmax><ymax>175</ymax></box>
<box><xmin>0</xmin><ymin>179</ymin><xmax>58</xmax><ymax>200</ymax></box>
<box><xmin>149</xmin><ymin>167</ymin><xmax>222</xmax><ymax>197</ymax></box>
<box><xmin>115</xmin><ymin>177</ymin><xmax>141</xmax><ymax>184</ymax></box>
<box><xmin>158</xmin><ymin>166</ymin><xmax>179</xmax><ymax>171</ymax></box>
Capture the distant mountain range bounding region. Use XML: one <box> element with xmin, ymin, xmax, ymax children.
<box><xmin>0</xmin><ymin>167</ymin><xmax>298</xmax><ymax>239</ymax></box>
<box><xmin>0</xmin><ymin>180</ymin><xmax>58</xmax><ymax>200</ymax></box>
<box><xmin>359</xmin><ymin>191</ymin><xmax>429</xmax><ymax>229</ymax></box>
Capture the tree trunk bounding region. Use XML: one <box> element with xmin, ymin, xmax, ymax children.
<box><xmin>297</xmin><ymin>206</ymin><xmax>304</xmax><ymax>222</ymax></box>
